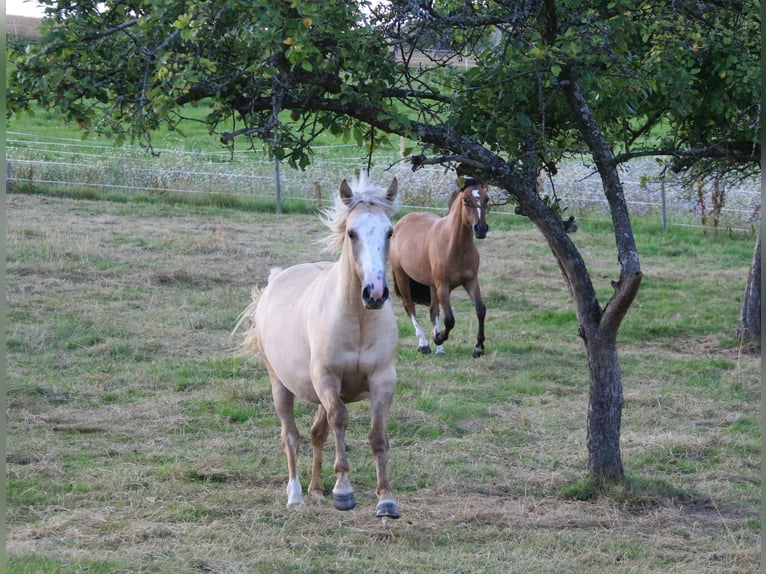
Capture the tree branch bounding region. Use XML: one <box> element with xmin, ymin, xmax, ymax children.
<box><xmin>82</xmin><ymin>18</ymin><xmax>138</xmax><ymax>42</ymax></box>
<box><xmin>600</xmin><ymin>271</ymin><xmax>643</xmax><ymax>341</ymax></box>
<box><xmin>220</xmin><ymin>126</ymin><xmax>270</xmax><ymax>143</ymax></box>
<box><xmin>408</xmin><ymin>153</ymin><xmax>488</xmax><ymax>171</ymax></box>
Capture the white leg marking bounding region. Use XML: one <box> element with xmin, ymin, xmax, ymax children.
<box><xmin>411</xmin><ymin>314</ymin><xmax>429</xmax><ymax>349</ymax></box>
<box><xmin>286</xmin><ymin>477</ymin><xmax>304</xmax><ymax>507</ymax></box>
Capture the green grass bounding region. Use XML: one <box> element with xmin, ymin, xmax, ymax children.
<box><xmin>5</xmin><ymin>190</ymin><xmax>760</xmax><ymax>573</ymax></box>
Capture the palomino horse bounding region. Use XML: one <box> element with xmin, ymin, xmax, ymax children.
<box><xmin>237</xmin><ymin>174</ymin><xmax>400</xmax><ymax>518</ymax></box>
<box><xmin>390</xmin><ymin>178</ymin><xmax>488</xmax><ymax>357</ymax></box>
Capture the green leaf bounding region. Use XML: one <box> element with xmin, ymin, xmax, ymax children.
<box><xmin>516</xmin><ymin>113</ymin><xmax>533</xmax><ymax>128</ymax></box>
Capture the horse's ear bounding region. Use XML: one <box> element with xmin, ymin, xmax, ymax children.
<box><xmin>387</xmin><ymin>178</ymin><xmax>398</xmax><ymax>202</ymax></box>
<box><xmin>339</xmin><ymin>179</ymin><xmax>353</xmax><ymax>205</ymax></box>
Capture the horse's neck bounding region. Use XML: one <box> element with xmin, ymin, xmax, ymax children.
<box><xmin>443</xmin><ymin>206</ymin><xmax>474</xmax><ymax>251</ymax></box>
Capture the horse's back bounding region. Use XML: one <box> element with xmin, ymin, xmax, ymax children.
<box><xmin>393</xmin><ymin>211</ymin><xmax>439</xmax><ymax>240</ymax></box>
<box><xmin>259</xmin><ymin>262</ymin><xmax>330</xmax><ymax>312</ymax></box>
<box><xmin>254</xmin><ymin>262</ymin><xmax>332</xmax><ymax>400</ymax></box>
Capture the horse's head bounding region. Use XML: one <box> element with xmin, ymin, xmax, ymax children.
<box><xmin>454</xmin><ymin>179</ymin><xmax>489</xmax><ymax>239</ymax></box>
<box><xmin>339</xmin><ymin>177</ymin><xmax>398</xmax><ymax>310</ymax></box>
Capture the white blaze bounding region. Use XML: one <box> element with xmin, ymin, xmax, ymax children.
<box><xmin>472</xmin><ymin>189</ymin><xmax>482</xmax><ymax>219</ymax></box>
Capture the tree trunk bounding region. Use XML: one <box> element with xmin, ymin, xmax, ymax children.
<box><xmin>584</xmin><ymin>334</ymin><xmax>624</xmax><ymax>483</ymax></box>
<box><xmin>510</xmin><ymin>157</ymin><xmax>637</xmax><ymax>485</ymax></box>
<box><xmin>737</xmin><ymin>229</ymin><xmax>761</xmax><ymax>343</ymax></box>
<box><xmin>556</xmin><ymin>62</ymin><xmax>643</xmax><ymax>484</ymax></box>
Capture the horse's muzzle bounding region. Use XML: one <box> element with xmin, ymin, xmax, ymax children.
<box><xmin>363</xmin><ymin>285</ymin><xmax>389</xmax><ymax>309</ymax></box>
<box><xmin>474</xmin><ymin>223</ymin><xmax>489</xmax><ymax>239</ymax></box>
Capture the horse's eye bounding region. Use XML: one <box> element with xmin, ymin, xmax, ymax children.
<box><xmin>386</xmin><ymin>228</ymin><xmax>393</xmax><ymax>239</ymax></box>
<box><xmin>348</xmin><ymin>229</ymin><xmax>358</xmax><ymax>240</ymax></box>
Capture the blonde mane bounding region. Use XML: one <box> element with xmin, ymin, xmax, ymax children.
<box><xmin>318</xmin><ymin>172</ymin><xmax>400</xmax><ymax>252</ymax></box>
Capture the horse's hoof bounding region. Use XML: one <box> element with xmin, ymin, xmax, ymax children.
<box><xmin>472</xmin><ymin>347</ymin><xmax>484</xmax><ymax>358</ymax></box>
<box><xmin>286</xmin><ymin>478</ymin><xmax>304</xmax><ymax>506</ymax></box>
<box><xmin>417</xmin><ymin>345</ymin><xmax>431</xmax><ymax>354</ymax></box>
<box><xmin>376</xmin><ymin>500</ymin><xmax>400</xmax><ymax>519</ymax></box>
<box><xmin>333</xmin><ymin>492</ymin><xmax>357</xmax><ymax>511</ymax></box>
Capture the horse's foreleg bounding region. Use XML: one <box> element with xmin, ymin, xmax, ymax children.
<box><xmin>432</xmin><ymin>285</ymin><xmax>455</xmax><ymax>349</ymax></box>
<box><xmin>431</xmin><ymin>316</ymin><xmax>445</xmax><ymax>355</ymax></box>
<box><xmin>369</xmin><ymin>372</ymin><xmax>400</xmax><ymax>519</ymax></box>
<box><xmin>473</xmin><ymin>298</ymin><xmax>486</xmax><ymax>358</ymax></box>
<box><xmin>308</xmin><ymin>405</ymin><xmax>329</xmax><ymax>500</ymax></box>
<box><xmin>317</xmin><ymin>393</ymin><xmax>355</xmax><ymax>511</ymax></box>
<box><xmin>428</xmin><ymin>286</ymin><xmax>444</xmax><ymax>354</ymax></box>
<box><xmin>466</xmin><ymin>281</ymin><xmax>486</xmax><ymax>358</ymax></box>
<box><xmin>270</xmin><ymin>378</ymin><xmax>304</xmax><ymax>507</ymax></box>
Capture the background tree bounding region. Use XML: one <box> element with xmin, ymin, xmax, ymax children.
<box><xmin>9</xmin><ymin>0</ymin><xmax>760</xmax><ymax>487</ymax></box>
<box><xmin>737</xmin><ymin>229</ymin><xmax>761</xmax><ymax>344</ymax></box>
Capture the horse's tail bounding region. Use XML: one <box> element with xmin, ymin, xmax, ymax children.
<box><xmin>393</xmin><ymin>270</ymin><xmax>431</xmax><ymax>306</ymax></box>
<box><xmin>230</xmin><ymin>286</ymin><xmax>264</xmax><ymax>357</ymax></box>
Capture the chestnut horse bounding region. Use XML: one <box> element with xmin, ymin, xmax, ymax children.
<box><xmin>389</xmin><ymin>178</ymin><xmax>488</xmax><ymax>357</ymax></box>
<box><xmin>236</xmin><ymin>174</ymin><xmax>400</xmax><ymax>518</ymax></box>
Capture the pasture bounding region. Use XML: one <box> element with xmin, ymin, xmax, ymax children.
<box><xmin>5</xmin><ymin>189</ymin><xmax>761</xmax><ymax>573</ymax></box>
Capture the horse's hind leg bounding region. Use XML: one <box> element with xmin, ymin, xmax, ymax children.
<box><xmin>308</xmin><ymin>405</ymin><xmax>329</xmax><ymax>500</ymax></box>
<box><xmin>270</xmin><ymin>376</ymin><xmax>304</xmax><ymax>507</ymax></box>
<box><xmin>392</xmin><ymin>268</ymin><xmax>431</xmax><ymax>353</ymax></box>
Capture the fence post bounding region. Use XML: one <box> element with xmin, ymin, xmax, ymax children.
<box><xmin>274</xmin><ymin>158</ymin><xmax>282</xmax><ymax>214</ymax></box>
<box><xmin>6</xmin><ymin>160</ymin><xmax>14</xmax><ymax>191</ymax></box>
<box><xmin>660</xmin><ymin>177</ymin><xmax>667</xmax><ymax>231</ymax></box>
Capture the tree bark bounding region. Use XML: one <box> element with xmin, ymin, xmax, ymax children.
<box><xmin>585</xmin><ymin>334</ymin><xmax>625</xmax><ymax>483</ymax></box>
<box><xmin>737</xmin><ymin>229</ymin><xmax>761</xmax><ymax>344</ymax></box>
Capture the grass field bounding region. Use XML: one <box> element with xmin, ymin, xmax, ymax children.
<box><xmin>5</xmin><ymin>186</ymin><xmax>760</xmax><ymax>573</ymax></box>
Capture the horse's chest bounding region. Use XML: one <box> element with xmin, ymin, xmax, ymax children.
<box><xmin>314</xmin><ymin>315</ymin><xmax>395</xmax><ymax>367</ymax></box>
<box><xmin>322</xmin><ymin>344</ymin><xmax>387</xmax><ymax>400</ymax></box>
<box><xmin>434</xmin><ymin>248</ymin><xmax>478</xmax><ymax>283</ymax></box>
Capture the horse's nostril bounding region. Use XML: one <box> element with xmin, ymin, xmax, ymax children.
<box><xmin>362</xmin><ymin>284</ymin><xmax>388</xmax><ymax>309</ymax></box>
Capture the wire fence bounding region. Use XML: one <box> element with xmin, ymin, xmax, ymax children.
<box><xmin>6</xmin><ymin>130</ymin><xmax>761</xmax><ymax>232</ymax></box>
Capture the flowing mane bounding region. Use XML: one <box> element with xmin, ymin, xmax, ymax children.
<box><xmin>319</xmin><ymin>171</ymin><xmax>400</xmax><ymax>252</ymax></box>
